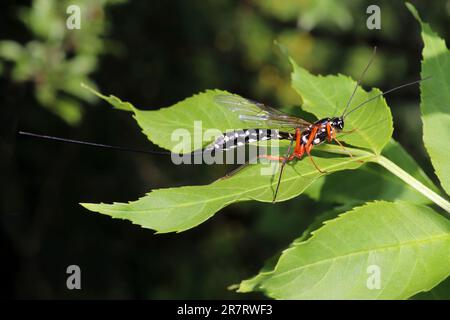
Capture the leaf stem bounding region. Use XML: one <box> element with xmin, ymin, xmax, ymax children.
<box><xmin>376</xmin><ymin>155</ymin><xmax>450</xmax><ymax>214</ymax></box>
<box><xmin>318</xmin><ymin>144</ymin><xmax>450</xmax><ymax>214</ymax></box>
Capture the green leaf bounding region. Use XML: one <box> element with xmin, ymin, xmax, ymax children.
<box><xmin>0</xmin><ymin>40</ymin><xmax>24</xmax><ymax>61</ymax></box>
<box><xmin>412</xmin><ymin>276</ymin><xmax>450</xmax><ymax>300</ymax></box>
<box><xmin>320</xmin><ymin>139</ymin><xmax>438</xmax><ymax>205</ymax></box>
<box><xmin>82</xmin><ymin>84</ymin><xmax>255</xmax><ymax>152</ymax></box>
<box><xmin>237</xmin><ymin>201</ymin><xmax>450</xmax><ymax>299</ymax></box>
<box><xmin>81</xmin><ymin>54</ymin><xmax>398</xmax><ymax>232</ymax></box>
<box><xmin>82</xmin><ymin>150</ymin><xmax>373</xmax><ymax>233</ymax></box>
<box><xmin>381</xmin><ymin>139</ymin><xmax>438</xmax><ymax>191</ymax></box>
<box><xmin>407</xmin><ymin>3</ymin><xmax>450</xmax><ymax>195</ymax></box>
<box><xmin>81</xmin><ymin>83</ymin><xmax>135</xmax><ymax>112</ymax></box>
<box><xmin>290</xmin><ymin>58</ymin><xmax>393</xmax><ymax>154</ymax></box>
<box><xmin>236</xmin><ymin>207</ymin><xmax>342</xmax><ymax>292</ymax></box>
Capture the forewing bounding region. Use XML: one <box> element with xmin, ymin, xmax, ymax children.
<box><xmin>214</xmin><ymin>94</ymin><xmax>311</xmax><ymax>129</ymax></box>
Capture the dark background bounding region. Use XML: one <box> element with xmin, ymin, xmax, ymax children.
<box><xmin>1</xmin><ymin>0</ymin><xmax>449</xmax><ymax>299</ymax></box>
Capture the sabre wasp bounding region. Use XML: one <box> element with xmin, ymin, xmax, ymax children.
<box><xmin>210</xmin><ymin>47</ymin><xmax>430</xmax><ymax>202</ymax></box>
<box><xmin>18</xmin><ymin>47</ymin><xmax>430</xmax><ymax>203</ymax></box>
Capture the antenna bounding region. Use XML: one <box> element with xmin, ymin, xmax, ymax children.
<box><xmin>343</xmin><ymin>76</ymin><xmax>431</xmax><ymax>118</ymax></box>
<box><xmin>18</xmin><ymin>131</ymin><xmax>172</xmax><ymax>156</ymax></box>
<box><xmin>340</xmin><ymin>46</ymin><xmax>377</xmax><ymax>117</ymax></box>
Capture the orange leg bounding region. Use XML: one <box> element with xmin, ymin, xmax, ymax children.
<box><xmin>339</xmin><ymin>128</ymin><xmax>358</xmax><ymax>134</ymax></box>
<box><xmin>272</xmin><ymin>136</ymin><xmax>296</xmax><ymax>203</ymax></box>
<box><xmin>301</xmin><ymin>126</ymin><xmax>326</xmax><ymax>172</ymax></box>
<box><xmin>326</xmin><ymin>122</ymin><xmax>333</xmax><ymax>142</ymax></box>
<box><xmin>295</xmin><ymin>143</ymin><xmax>305</xmax><ymax>159</ymax></box>
<box><xmin>333</xmin><ymin>135</ymin><xmax>353</xmax><ymax>159</ymax></box>
<box><xmin>293</xmin><ymin>129</ymin><xmax>325</xmax><ymax>174</ymax></box>
<box><xmin>221</xmin><ymin>151</ymin><xmax>295</xmax><ymax>180</ymax></box>
<box><xmin>294</xmin><ymin>128</ymin><xmax>302</xmax><ymax>154</ymax></box>
<box><xmin>257</xmin><ymin>154</ymin><xmax>295</xmax><ymax>162</ymax></box>
<box><xmin>332</xmin><ymin>132</ymin><xmax>364</xmax><ymax>164</ymax></box>
<box><xmin>221</xmin><ymin>153</ymin><xmax>294</xmax><ymax>180</ymax></box>
<box><xmin>305</xmin><ymin>144</ymin><xmax>327</xmax><ymax>174</ymax></box>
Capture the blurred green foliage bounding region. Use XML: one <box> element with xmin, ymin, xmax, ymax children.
<box><xmin>0</xmin><ymin>0</ymin><xmax>125</xmax><ymax>124</ymax></box>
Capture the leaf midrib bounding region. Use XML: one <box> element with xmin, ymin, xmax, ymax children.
<box><xmin>265</xmin><ymin>233</ymin><xmax>450</xmax><ymax>285</ymax></box>
<box><xmin>90</xmin><ymin>154</ymin><xmax>373</xmax><ymax>213</ymax></box>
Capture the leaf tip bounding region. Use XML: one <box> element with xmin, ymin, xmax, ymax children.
<box><xmin>288</xmin><ymin>56</ymin><xmax>299</xmax><ymax>71</ymax></box>
<box><xmin>81</xmin><ymin>82</ymin><xmax>103</xmax><ymax>98</ymax></box>
<box><xmin>227</xmin><ymin>283</ymin><xmax>240</xmax><ymax>291</ymax></box>
<box><xmin>81</xmin><ymin>83</ymin><xmax>135</xmax><ymax>112</ymax></box>
<box><xmin>405</xmin><ymin>2</ymin><xmax>422</xmax><ymax>23</ymax></box>
<box><xmin>79</xmin><ymin>202</ymin><xmax>98</xmax><ymax>212</ymax></box>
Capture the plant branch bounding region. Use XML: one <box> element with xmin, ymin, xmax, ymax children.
<box><xmin>318</xmin><ymin>144</ymin><xmax>450</xmax><ymax>214</ymax></box>
<box><xmin>376</xmin><ymin>156</ymin><xmax>450</xmax><ymax>214</ymax></box>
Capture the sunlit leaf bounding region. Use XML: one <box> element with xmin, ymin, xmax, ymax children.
<box><xmin>237</xmin><ymin>201</ymin><xmax>450</xmax><ymax>299</ymax></box>
<box><xmin>407</xmin><ymin>3</ymin><xmax>450</xmax><ymax>195</ymax></box>
<box><xmin>82</xmin><ymin>152</ymin><xmax>372</xmax><ymax>233</ymax></box>
<box><xmin>83</xmin><ymin>85</ymin><xmax>261</xmax><ymax>152</ymax></box>
<box><xmin>80</xmin><ymin>60</ymin><xmax>394</xmax><ymax>232</ymax></box>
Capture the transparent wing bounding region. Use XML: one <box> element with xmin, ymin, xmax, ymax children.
<box><xmin>214</xmin><ymin>94</ymin><xmax>311</xmax><ymax>129</ymax></box>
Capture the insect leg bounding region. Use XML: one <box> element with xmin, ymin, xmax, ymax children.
<box><xmin>272</xmin><ymin>136</ymin><xmax>295</xmax><ymax>203</ymax></box>
<box><xmin>305</xmin><ymin>144</ymin><xmax>327</xmax><ymax>174</ymax></box>
<box><xmin>332</xmin><ymin>133</ymin><xmax>353</xmax><ymax>158</ymax></box>
<box><xmin>332</xmin><ymin>132</ymin><xmax>364</xmax><ymax>164</ymax></box>
<box><xmin>326</xmin><ymin>122</ymin><xmax>332</xmax><ymax>142</ymax></box>
<box><xmin>221</xmin><ymin>151</ymin><xmax>290</xmax><ymax>180</ymax></box>
<box><xmin>339</xmin><ymin>128</ymin><xmax>358</xmax><ymax>134</ymax></box>
<box><xmin>221</xmin><ymin>130</ymin><xmax>292</xmax><ymax>179</ymax></box>
<box><xmin>293</xmin><ymin>128</ymin><xmax>302</xmax><ymax>153</ymax></box>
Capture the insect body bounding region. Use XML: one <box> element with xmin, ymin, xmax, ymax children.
<box><xmin>205</xmin><ymin>115</ymin><xmax>344</xmax><ymax>162</ymax></box>
<box><xmin>256</xmin><ymin>118</ymin><xmax>344</xmax><ymax>174</ymax></box>
<box><xmin>295</xmin><ymin>117</ymin><xmax>345</xmax><ymax>164</ymax></box>
<box><xmin>212</xmin><ymin>95</ymin><xmax>349</xmax><ymax>178</ymax></box>
<box><xmin>204</xmin><ymin>128</ymin><xmax>291</xmax><ymax>156</ymax></box>
<box><xmin>301</xmin><ymin>118</ymin><xmax>343</xmax><ymax>151</ymax></box>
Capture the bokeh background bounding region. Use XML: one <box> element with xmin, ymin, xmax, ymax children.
<box><xmin>1</xmin><ymin>0</ymin><xmax>449</xmax><ymax>299</ymax></box>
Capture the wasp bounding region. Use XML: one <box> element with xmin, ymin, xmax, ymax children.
<box><xmin>210</xmin><ymin>48</ymin><xmax>428</xmax><ymax>202</ymax></box>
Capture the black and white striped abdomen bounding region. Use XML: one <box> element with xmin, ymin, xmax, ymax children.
<box><xmin>204</xmin><ymin>129</ymin><xmax>291</xmax><ymax>154</ymax></box>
